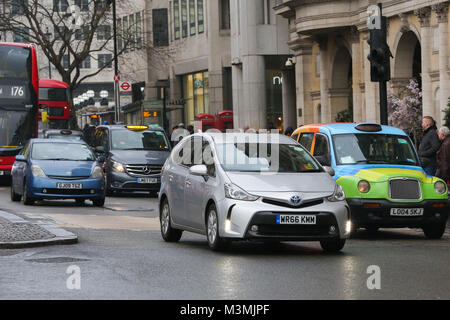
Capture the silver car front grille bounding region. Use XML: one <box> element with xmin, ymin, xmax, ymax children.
<box><xmin>125</xmin><ymin>165</ymin><xmax>162</xmax><ymax>177</ymax></box>
<box><xmin>389</xmin><ymin>178</ymin><xmax>421</xmax><ymax>200</ymax></box>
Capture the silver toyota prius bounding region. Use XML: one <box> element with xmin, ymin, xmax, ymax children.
<box><xmin>159</xmin><ymin>132</ymin><xmax>351</xmax><ymax>252</ymax></box>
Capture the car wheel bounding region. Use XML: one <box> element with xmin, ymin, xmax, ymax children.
<box><xmin>105</xmin><ymin>175</ymin><xmax>113</xmax><ymax>196</ymax></box>
<box><xmin>320</xmin><ymin>239</ymin><xmax>346</xmax><ymax>253</ymax></box>
<box><xmin>75</xmin><ymin>199</ymin><xmax>85</xmax><ymax>205</ymax></box>
<box><xmin>206</xmin><ymin>204</ymin><xmax>229</xmax><ymax>251</ymax></box>
<box><xmin>92</xmin><ymin>198</ymin><xmax>105</xmax><ymax>207</ymax></box>
<box><xmin>22</xmin><ymin>181</ymin><xmax>34</xmax><ymax>206</ymax></box>
<box><xmin>365</xmin><ymin>226</ymin><xmax>379</xmax><ymax>234</ymax></box>
<box><xmin>160</xmin><ymin>198</ymin><xmax>182</xmax><ymax>242</ymax></box>
<box><xmin>10</xmin><ymin>184</ymin><xmax>21</xmax><ymax>202</ymax></box>
<box><xmin>423</xmin><ymin>222</ymin><xmax>446</xmax><ymax>239</ymax></box>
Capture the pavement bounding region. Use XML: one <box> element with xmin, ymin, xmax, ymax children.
<box><xmin>0</xmin><ymin>210</ymin><xmax>78</xmax><ymax>249</ymax></box>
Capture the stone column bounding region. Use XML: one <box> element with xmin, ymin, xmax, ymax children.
<box><xmin>433</xmin><ymin>4</ymin><xmax>449</xmax><ymax>123</ymax></box>
<box><xmin>351</xmin><ymin>28</ymin><xmax>363</xmax><ymax>123</ymax></box>
<box><xmin>242</xmin><ymin>55</ymin><xmax>266</xmax><ymax>129</ymax></box>
<box><xmin>318</xmin><ymin>37</ymin><xmax>330</xmax><ymax>123</ymax></box>
<box><xmin>282</xmin><ymin>68</ymin><xmax>297</xmax><ymax>129</ymax></box>
<box><xmin>415</xmin><ymin>7</ymin><xmax>433</xmax><ymax>118</ymax></box>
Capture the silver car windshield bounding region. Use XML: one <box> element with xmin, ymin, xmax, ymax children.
<box><xmin>32</xmin><ymin>143</ymin><xmax>95</xmax><ymax>161</ymax></box>
<box><xmin>216</xmin><ymin>143</ymin><xmax>322</xmax><ymax>173</ymax></box>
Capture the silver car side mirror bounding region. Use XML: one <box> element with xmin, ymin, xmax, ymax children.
<box><xmin>324</xmin><ymin>166</ymin><xmax>335</xmax><ymax>177</ymax></box>
<box><xmin>189</xmin><ymin>164</ymin><xmax>208</xmax><ymax>176</ymax></box>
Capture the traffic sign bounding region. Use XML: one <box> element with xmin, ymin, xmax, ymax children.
<box><xmin>114</xmin><ymin>74</ymin><xmax>121</xmax><ymax>83</ymax></box>
<box><xmin>119</xmin><ymin>81</ymin><xmax>132</xmax><ymax>94</ymax></box>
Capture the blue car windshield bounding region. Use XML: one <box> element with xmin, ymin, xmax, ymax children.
<box><xmin>32</xmin><ymin>143</ymin><xmax>95</xmax><ymax>161</ymax></box>
<box><xmin>332</xmin><ymin>134</ymin><xmax>419</xmax><ymax>166</ymax></box>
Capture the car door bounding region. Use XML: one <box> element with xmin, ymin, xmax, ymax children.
<box><xmin>12</xmin><ymin>143</ymin><xmax>30</xmax><ymax>195</ymax></box>
<box><xmin>184</xmin><ymin>137</ymin><xmax>216</xmax><ymax>230</ymax></box>
<box><xmin>167</xmin><ymin>138</ymin><xmax>192</xmax><ymax>227</ymax></box>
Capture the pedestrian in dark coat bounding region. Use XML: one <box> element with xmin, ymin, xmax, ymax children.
<box><xmin>418</xmin><ymin>116</ymin><xmax>441</xmax><ymax>176</ymax></box>
<box><xmin>436</xmin><ymin>126</ymin><xmax>450</xmax><ymax>183</ymax></box>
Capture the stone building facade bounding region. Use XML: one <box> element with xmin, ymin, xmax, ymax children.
<box><xmin>274</xmin><ymin>0</ymin><xmax>450</xmax><ymax>128</ymax></box>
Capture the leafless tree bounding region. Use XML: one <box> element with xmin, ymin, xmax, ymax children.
<box><xmin>0</xmin><ymin>0</ymin><xmax>145</xmax><ymax>129</ymax></box>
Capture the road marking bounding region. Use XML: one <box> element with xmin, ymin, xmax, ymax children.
<box><xmin>41</xmin><ymin>214</ymin><xmax>160</xmax><ymax>231</ymax></box>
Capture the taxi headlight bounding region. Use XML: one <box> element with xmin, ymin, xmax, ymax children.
<box><xmin>434</xmin><ymin>181</ymin><xmax>447</xmax><ymax>194</ymax></box>
<box><xmin>91</xmin><ymin>166</ymin><xmax>104</xmax><ymax>179</ymax></box>
<box><xmin>31</xmin><ymin>165</ymin><xmax>46</xmax><ymax>177</ymax></box>
<box><xmin>112</xmin><ymin>161</ymin><xmax>125</xmax><ymax>173</ymax></box>
<box><xmin>224</xmin><ymin>183</ymin><xmax>259</xmax><ymax>201</ymax></box>
<box><xmin>328</xmin><ymin>185</ymin><xmax>346</xmax><ymax>202</ymax></box>
<box><xmin>358</xmin><ymin>180</ymin><xmax>371</xmax><ymax>193</ymax></box>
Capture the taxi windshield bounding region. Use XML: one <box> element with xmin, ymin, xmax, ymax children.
<box><xmin>111</xmin><ymin>129</ymin><xmax>170</xmax><ymax>151</ymax></box>
<box><xmin>332</xmin><ymin>133</ymin><xmax>419</xmax><ymax>166</ymax></box>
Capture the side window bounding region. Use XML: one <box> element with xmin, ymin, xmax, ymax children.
<box><xmin>92</xmin><ymin>129</ymin><xmax>101</xmax><ymax>147</ymax></box>
<box><xmin>177</xmin><ymin>137</ymin><xmax>194</xmax><ymax>167</ymax></box>
<box><xmin>101</xmin><ymin>129</ymin><xmax>109</xmax><ymax>151</ymax></box>
<box><xmin>299</xmin><ymin>133</ymin><xmax>314</xmax><ymax>151</ymax></box>
<box><xmin>202</xmin><ymin>139</ymin><xmax>216</xmax><ymax>177</ymax></box>
<box><xmin>291</xmin><ymin>133</ymin><xmax>299</xmax><ymax>142</ymax></box>
<box><xmin>313</xmin><ymin>134</ymin><xmax>330</xmax><ymax>157</ymax></box>
<box><xmin>21</xmin><ymin>142</ymin><xmax>31</xmax><ymax>159</ymax></box>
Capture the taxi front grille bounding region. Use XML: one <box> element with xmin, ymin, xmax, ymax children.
<box><xmin>389</xmin><ymin>178</ymin><xmax>421</xmax><ymax>200</ymax></box>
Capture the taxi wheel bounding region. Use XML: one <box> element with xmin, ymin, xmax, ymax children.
<box><xmin>11</xmin><ymin>185</ymin><xmax>21</xmax><ymax>202</ymax></box>
<box><xmin>320</xmin><ymin>239</ymin><xmax>346</xmax><ymax>253</ymax></box>
<box><xmin>22</xmin><ymin>181</ymin><xmax>34</xmax><ymax>206</ymax></box>
<box><xmin>160</xmin><ymin>198</ymin><xmax>182</xmax><ymax>242</ymax></box>
<box><xmin>206</xmin><ymin>204</ymin><xmax>229</xmax><ymax>251</ymax></box>
<box><xmin>422</xmin><ymin>222</ymin><xmax>446</xmax><ymax>239</ymax></box>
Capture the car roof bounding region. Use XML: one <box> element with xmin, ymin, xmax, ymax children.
<box><xmin>98</xmin><ymin>125</ymin><xmax>165</xmax><ymax>132</ymax></box>
<box><xmin>45</xmin><ymin>130</ymin><xmax>82</xmax><ymax>135</ymax></box>
<box><xmin>198</xmin><ymin>132</ymin><xmax>297</xmax><ymax>144</ymax></box>
<box><xmin>31</xmin><ymin>138</ymin><xmax>87</xmax><ymax>144</ymax></box>
<box><xmin>293</xmin><ymin>123</ymin><xmax>408</xmax><ymax>136</ymax></box>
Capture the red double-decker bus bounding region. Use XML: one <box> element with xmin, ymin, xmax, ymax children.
<box><xmin>0</xmin><ymin>42</ymin><xmax>39</xmax><ymax>178</ymax></box>
<box><xmin>38</xmin><ymin>79</ymin><xmax>70</xmax><ymax>130</ymax></box>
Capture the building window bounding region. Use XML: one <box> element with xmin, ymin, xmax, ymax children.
<box><xmin>75</xmin><ymin>0</ymin><xmax>89</xmax><ymax>11</ymax></box>
<box><xmin>197</xmin><ymin>0</ymin><xmax>204</xmax><ymax>33</ymax></box>
<box><xmin>81</xmin><ymin>55</ymin><xmax>91</xmax><ymax>69</ymax></box>
<box><xmin>13</xmin><ymin>27</ymin><xmax>29</xmax><ymax>43</ymax></box>
<box><xmin>54</xmin><ymin>26</ymin><xmax>69</xmax><ymax>41</ymax></box>
<box><xmin>181</xmin><ymin>0</ymin><xmax>188</xmax><ymax>38</ymax></box>
<box><xmin>98</xmin><ymin>54</ymin><xmax>112</xmax><ymax>69</ymax></box>
<box><xmin>153</xmin><ymin>9</ymin><xmax>169</xmax><ymax>47</ymax></box>
<box><xmin>97</xmin><ymin>25</ymin><xmax>111</xmax><ymax>40</ymax></box>
<box><xmin>315</xmin><ymin>53</ymin><xmax>320</xmax><ymax>78</ymax></box>
<box><xmin>136</xmin><ymin>12</ymin><xmax>143</xmax><ymax>49</ymax></box>
<box><xmin>220</xmin><ymin>0</ymin><xmax>230</xmax><ymax>30</ymax></box>
<box><xmin>75</xmin><ymin>26</ymin><xmax>89</xmax><ymax>40</ymax></box>
<box><xmin>189</xmin><ymin>0</ymin><xmax>196</xmax><ymax>35</ymax></box>
<box><xmin>173</xmin><ymin>0</ymin><xmax>180</xmax><ymax>40</ymax></box>
<box><xmin>182</xmin><ymin>71</ymin><xmax>210</xmax><ymax>125</ymax></box>
<box><xmin>62</xmin><ymin>54</ymin><xmax>69</xmax><ymax>69</ymax></box>
<box><xmin>122</xmin><ymin>16</ymin><xmax>128</xmax><ymax>52</ymax></box>
<box><xmin>433</xmin><ymin>26</ymin><xmax>439</xmax><ymax>53</ymax></box>
<box><xmin>129</xmin><ymin>14</ymin><xmax>135</xmax><ymax>51</ymax></box>
<box><xmin>53</xmin><ymin>0</ymin><xmax>68</xmax><ymax>12</ymax></box>
<box><xmin>12</xmin><ymin>0</ymin><xmax>28</xmax><ymax>14</ymax></box>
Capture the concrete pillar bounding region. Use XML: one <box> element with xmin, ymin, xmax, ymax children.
<box><xmin>318</xmin><ymin>38</ymin><xmax>330</xmax><ymax>123</ymax></box>
<box><xmin>282</xmin><ymin>68</ymin><xmax>296</xmax><ymax>129</ymax></box>
<box><xmin>232</xmin><ymin>64</ymin><xmax>243</xmax><ymax>128</ymax></box>
<box><xmin>242</xmin><ymin>55</ymin><xmax>266</xmax><ymax>129</ymax></box>
<box><xmin>415</xmin><ymin>7</ymin><xmax>433</xmax><ymax>118</ymax></box>
<box><xmin>433</xmin><ymin>4</ymin><xmax>450</xmax><ymax>124</ymax></box>
<box><xmin>351</xmin><ymin>29</ymin><xmax>363</xmax><ymax>123</ymax></box>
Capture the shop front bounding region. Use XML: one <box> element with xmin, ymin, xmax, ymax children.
<box><xmin>182</xmin><ymin>71</ymin><xmax>209</xmax><ymax>125</ymax></box>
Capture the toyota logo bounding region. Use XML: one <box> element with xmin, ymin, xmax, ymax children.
<box><xmin>143</xmin><ymin>166</ymin><xmax>152</xmax><ymax>175</ymax></box>
<box><xmin>290</xmin><ymin>195</ymin><xmax>302</xmax><ymax>206</ymax></box>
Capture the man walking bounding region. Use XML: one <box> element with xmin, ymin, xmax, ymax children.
<box><xmin>418</xmin><ymin>116</ymin><xmax>441</xmax><ymax>176</ymax></box>
<box><xmin>436</xmin><ymin>126</ymin><xmax>450</xmax><ymax>184</ymax></box>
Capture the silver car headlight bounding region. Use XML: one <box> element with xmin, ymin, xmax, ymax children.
<box><xmin>91</xmin><ymin>166</ymin><xmax>104</xmax><ymax>179</ymax></box>
<box><xmin>328</xmin><ymin>185</ymin><xmax>346</xmax><ymax>202</ymax></box>
<box><xmin>224</xmin><ymin>183</ymin><xmax>259</xmax><ymax>201</ymax></box>
<box><xmin>434</xmin><ymin>181</ymin><xmax>447</xmax><ymax>194</ymax></box>
<box><xmin>31</xmin><ymin>165</ymin><xmax>46</xmax><ymax>177</ymax></box>
<box><xmin>112</xmin><ymin>161</ymin><xmax>125</xmax><ymax>173</ymax></box>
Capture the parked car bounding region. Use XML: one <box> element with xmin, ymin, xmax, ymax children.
<box><xmin>10</xmin><ymin>139</ymin><xmax>105</xmax><ymax>206</ymax></box>
<box><xmin>90</xmin><ymin>125</ymin><xmax>171</xmax><ymax>195</ymax></box>
<box><xmin>292</xmin><ymin>122</ymin><xmax>449</xmax><ymax>239</ymax></box>
<box><xmin>159</xmin><ymin>132</ymin><xmax>351</xmax><ymax>252</ymax></box>
<box><xmin>43</xmin><ymin>129</ymin><xmax>84</xmax><ymax>141</ymax></box>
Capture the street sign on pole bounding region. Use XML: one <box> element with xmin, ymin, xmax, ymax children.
<box><xmin>119</xmin><ymin>81</ymin><xmax>132</xmax><ymax>94</ymax></box>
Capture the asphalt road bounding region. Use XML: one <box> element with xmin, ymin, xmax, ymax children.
<box><xmin>0</xmin><ymin>178</ymin><xmax>449</xmax><ymax>300</ymax></box>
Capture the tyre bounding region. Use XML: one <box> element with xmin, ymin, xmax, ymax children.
<box><xmin>105</xmin><ymin>175</ymin><xmax>113</xmax><ymax>196</ymax></box>
<box><xmin>206</xmin><ymin>204</ymin><xmax>229</xmax><ymax>251</ymax></box>
<box><xmin>22</xmin><ymin>181</ymin><xmax>34</xmax><ymax>206</ymax></box>
<box><xmin>365</xmin><ymin>226</ymin><xmax>379</xmax><ymax>234</ymax></box>
<box><xmin>92</xmin><ymin>198</ymin><xmax>105</xmax><ymax>207</ymax></box>
<box><xmin>160</xmin><ymin>198</ymin><xmax>182</xmax><ymax>242</ymax></box>
<box><xmin>75</xmin><ymin>199</ymin><xmax>85</xmax><ymax>205</ymax></box>
<box><xmin>320</xmin><ymin>239</ymin><xmax>346</xmax><ymax>253</ymax></box>
<box><xmin>10</xmin><ymin>185</ymin><xmax>21</xmax><ymax>202</ymax></box>
<box><xmin>423</xmin><ymin>222</ymin><xmax>446</xmax><ymax>239</ymax></box>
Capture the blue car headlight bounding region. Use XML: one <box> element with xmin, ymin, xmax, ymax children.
<box><xmin>91</xmin><ymin>166</ymin><xmax>104</xmax><ymax>179</ymax></box>
<box><xmin>31</xmin><ymin>165</ymin><xmax>46</xmax><ymax>178</ymax></box>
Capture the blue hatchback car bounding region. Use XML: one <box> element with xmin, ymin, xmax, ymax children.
<box><xmin>10</xmin><ymin>139</ymin><xmax>105</xmax><ymax>206</ymax></box>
